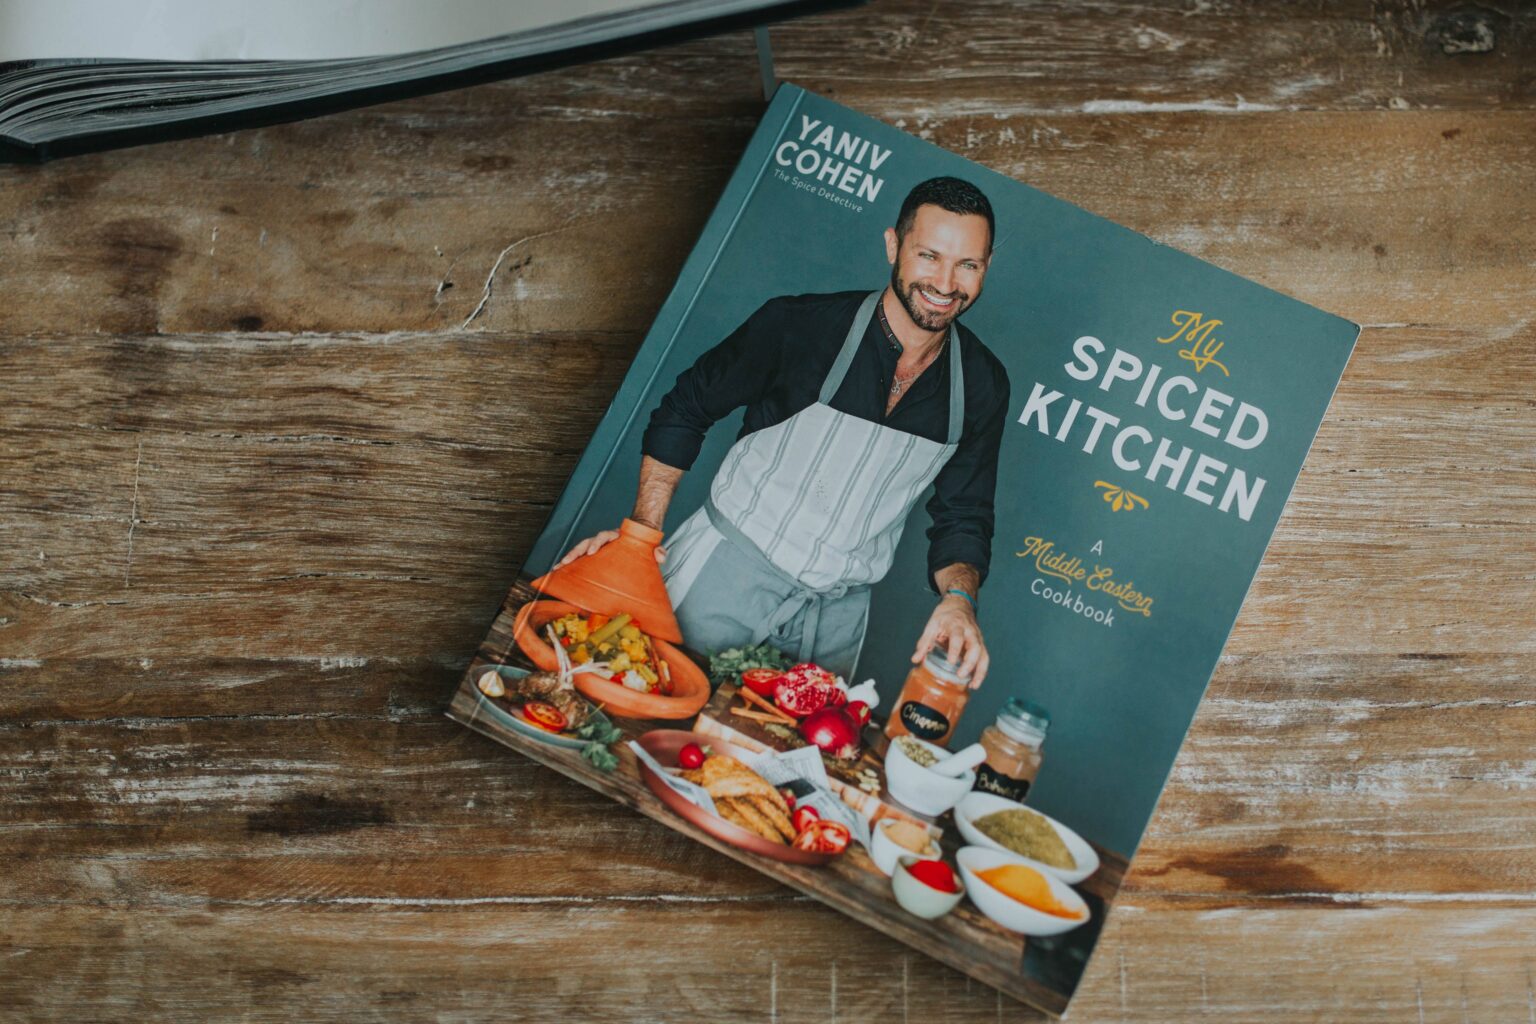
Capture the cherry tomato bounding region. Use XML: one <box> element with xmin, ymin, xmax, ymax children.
<box><xmin>814</xmin><ymin>821</ymin><xmax>851</xmax><ymax>855</ymax></box>
<box><xmin>780</xmin><ymin>788</ymin><xmax>797</xmax><ymax>811</ymax></box>
<box><xmin>740</xmin><ymin>667</ymin><xmax>785</xmax><ymax>697</ymax></box>
<box><xmin>793</xmin><ymin>828</ymin><xmax>824</xmax><ymax>852</ymax></box>
<box><xmin>792</xmin><ymin>806</ymin><xmax>821</xmax><ymax>835</ymax></box>
<box><xmin>520</xmin><ymin>701</ymin><xmax>569</xmax><ymax>733</ymax></box>
<box><xmin>677</xmin><ymin>742</ymin><xmax>707</xmax><ymax>770</ymax></box>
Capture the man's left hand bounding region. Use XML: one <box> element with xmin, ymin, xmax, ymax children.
<box><xmin>911</xmin><ymin>593</ymin><xmax>989</xmax><ymax>689</ymax></box>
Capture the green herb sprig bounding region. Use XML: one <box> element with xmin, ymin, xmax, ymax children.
<box><xmin>576</xmin><ymin>716</ymin><xmax>623</xmax><ymax>773</ymax></box>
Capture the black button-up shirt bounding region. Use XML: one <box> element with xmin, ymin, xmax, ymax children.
<box><xmin>641</xmin><ymin>290</ymin><xmax>1011</xmax><ymax>592</ymax></box>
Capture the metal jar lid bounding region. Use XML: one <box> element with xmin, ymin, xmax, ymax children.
<box><xmin>996</xmin><ymin>698</ymin><xmax>1050</xmax><ymax>744</ymax></box>
<box><xmin>923</xmin><ymin>648</ymin><xmax>971</xmax><ymax>686</ymax></box>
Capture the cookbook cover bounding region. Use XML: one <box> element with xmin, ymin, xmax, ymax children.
<box><xmin>448</xmin><ymin>83</ymin><xmax>1358</xmax><ymax>1016</ymax></box>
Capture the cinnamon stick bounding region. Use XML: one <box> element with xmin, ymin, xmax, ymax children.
<box><xmin>737</xmin><ymin>686</ymin><xmax>795</xmax><ymax>723</ymax></box>
<box><xmin>730</xmin><ymin>707</ymin><xmax>791</xmax><ymax>725</ymax></box>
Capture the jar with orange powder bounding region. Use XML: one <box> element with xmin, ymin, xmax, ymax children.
<box><xmin>973</xmin><ymin>699</ymin><xmax>1050</xmax><ymax>802</ymax></box>
<box><xmin>885</xmin><ymin>649</ymin><xmax>972</xmax><ymax>746</ymax></box>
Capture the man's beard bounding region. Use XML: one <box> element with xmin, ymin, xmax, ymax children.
<box><xmin>890</xmin><ymin>265</ymin><xmax>972</xmax><ymax>332</ymax></box>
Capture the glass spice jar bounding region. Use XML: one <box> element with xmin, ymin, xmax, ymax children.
<box><xmin>973</xmin><ymin>699</ymin><xmax>1050</xmax><ymax>802</ymax></box>
<box><xmin>884</xmin><ymin>649</ymin><xmax>972</xmax><ymax>746</ymax></box>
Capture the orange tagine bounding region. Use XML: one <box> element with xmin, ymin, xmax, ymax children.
<box><xmin>974</xmin><ymin>864</ymin><xmax>1084</xmax><ymax>920</ymax></box>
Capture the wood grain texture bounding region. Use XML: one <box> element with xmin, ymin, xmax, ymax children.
<box><xmin>2</xmin><ymin>0</ymin><xmax>1533</xmax><ymax>1019</ymax></box>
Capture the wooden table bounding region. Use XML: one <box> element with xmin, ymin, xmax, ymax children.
<box><xmin>2</xmin><ymin>2</ymin><xmax>1532</xmax><ymax>1020</ymax></box>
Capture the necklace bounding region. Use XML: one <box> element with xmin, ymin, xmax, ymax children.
<box><xmin>889</xmin><ymin>345</ymin><xmax>940</xmax><ymax>396</ymax></box>
<box><xmin>878</xmin><ymin>298</ymin><xmax>943</xmax><ymax>398</ymax></box>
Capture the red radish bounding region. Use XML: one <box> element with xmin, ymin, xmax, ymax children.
<box><xmin>845</xmin><ymin>701</ymin><xmax>871</xmax><ymax>726</ymax></box>
<box><xmin>677</xmin><ymin>742</ymin><xmax>706</xmax><ymax>770</ymax></box>
<box><xmin>792</xmin><ymin>806</ymin><xmax>820</xmax><ymax>834</ymax></box>
<box><xmin>798</xmin><ymin>705</ymin><xmax>862</xmax><ymax>759</ymax></box>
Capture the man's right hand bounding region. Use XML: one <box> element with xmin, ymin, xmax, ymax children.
<box><xmin>553</xmin><ymin>529</ymin><xmax>666</xmax><ymax>569</ymax></box>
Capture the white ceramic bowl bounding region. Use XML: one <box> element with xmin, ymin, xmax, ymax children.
<box><xmin>891</xmin><ymin>855</ymin><xmax>965</xmax><ymax>919</ymax></box>
<box><xmin>954</xmin><ymin>791</ymin><xmax>1100</xmax><ymax>885</ymax></box>
<box><xmin>884</xmin><ymin>736</ymin><xmax>975</xmax><ymax>817</ymax></box>
<box><xmin>870</xmin><ymin>817</ymin><xmax>941</xmax><ymax>876</ymax></box>
<box><xmin>956</xmin><ymin>846</ymin><xmax>1091</xmax><ymax>937</ymax></box>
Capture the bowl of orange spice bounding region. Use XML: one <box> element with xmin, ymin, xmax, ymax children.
<box><xmin>956</xmin><ymin>846</ymin><xmax>1091</xmax><ymax>936</ymax></box>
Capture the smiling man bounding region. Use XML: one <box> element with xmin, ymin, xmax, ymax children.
<box><xmin>557</xmin><ymin>177</ymin><xmax>1011</xmax><ymax>688</ymax></box>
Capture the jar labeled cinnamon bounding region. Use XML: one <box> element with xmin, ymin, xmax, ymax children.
<box><xmin>973</xmin><ymin>699</ymin><xmax>1050</xmax><ymax>801</ymax></box>
<box><xmin>884</xmin><ymin>650</ymin><xmax>972</xmax><ymax>746</ymax></box>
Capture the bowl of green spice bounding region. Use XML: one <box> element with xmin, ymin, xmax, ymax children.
<box><xmin>955</xmin><ymin>791</ymin><xmax>1099</xmax><ymax>885</ymax></box>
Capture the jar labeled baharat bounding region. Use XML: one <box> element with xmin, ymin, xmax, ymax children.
<box><xmin>974</xmin><ymin>699</ymin><xmax>1049</xmax><ymax>802</ymax></box>
<box><xmin>885</xmin><ymin>649</ymin><xmax>972</xmax><ymax>746</ymax></box>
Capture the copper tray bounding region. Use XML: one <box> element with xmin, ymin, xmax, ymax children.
<box><xmin>635</xmin><ymin>729</ymin><xmax>835</xmax><ymax>866</ymax></box>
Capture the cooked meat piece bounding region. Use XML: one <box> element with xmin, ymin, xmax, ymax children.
<box><xmin>504</xmin><ymin>670</ymin><xmax>594</xmax><ymax>729</ymax></box>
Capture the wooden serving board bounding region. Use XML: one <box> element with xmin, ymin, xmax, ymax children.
<box><xmin>448</xmin><ymin>579</ymin><xmax>1129</xmax><ymax>1015</ymax></box>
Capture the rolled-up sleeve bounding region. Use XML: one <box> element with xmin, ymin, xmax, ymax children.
<box><xmin>925</xmin><ymin>360</ymin><xmax>1010</xmax><ymax>592</ymax></box>
<box><xmin>641</xmin><ymin>299</ymin><xmax>783</xmax><ymax>471</ymax></box>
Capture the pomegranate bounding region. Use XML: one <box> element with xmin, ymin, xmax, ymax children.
<box><xmin>774</xmin><ymin>663</ymin><xmax>841</xmax><ymax>718</ymax></box>
<box><xmin>799</xmin><ymin>705</ymin><xmax>863</xmax><ymax>760</ymax></box>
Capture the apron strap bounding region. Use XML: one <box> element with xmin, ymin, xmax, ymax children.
<box><xmin>705</xmin><ymin>497</ymin><xmax>868</xmax><ymax>662</ymax></box>
<box><xmin>817</xmin><ymin>291</ymin><xmax>882</xmax><ymax>404</ymax></box>
<box><xmin>945</xmin><ymin>318</ymin><xmax>965</xmax><ymax>446</ymax></box>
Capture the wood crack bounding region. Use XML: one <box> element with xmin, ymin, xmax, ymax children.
<box><xmin>122</xmin><ymin>436</ymin><xmax>145</xmax><ymax>589</ymax></box>
<box><xmin>460</xmin><ymin>224</ymin><xmax>575</xmax><ymax>330</ymax></box>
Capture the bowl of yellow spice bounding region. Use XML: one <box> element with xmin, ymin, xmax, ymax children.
<box><xmin>954</xmin><ymin>792</ymin><xmax>1100</xmax><ymax>886</ymax></box>
<box><xmin>956</xmin><ymin>846</ymin><xmax>1090</xmax><ymax>937</ymax></box>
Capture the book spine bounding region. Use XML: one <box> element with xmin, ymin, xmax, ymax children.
<box><xmin>523</xmin><ymin>83</ymin><xmax>808</xmax><ymax>574</ymax></box>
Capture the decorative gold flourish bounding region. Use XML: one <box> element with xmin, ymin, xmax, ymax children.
<box><xmin>1094</xmin><ymin>480</ymin><xmax>1150</xmax><ymax>512</ymax></box>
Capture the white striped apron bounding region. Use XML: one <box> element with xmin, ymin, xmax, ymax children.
<box><xmin>662</xmin><ymin>290</ymin><xmax>965</xmax><ymax>669</ymax></box>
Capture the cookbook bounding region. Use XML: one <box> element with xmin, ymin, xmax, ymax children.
<box><xmin>0</xmin><ymin>0</ymin><xmax>861</xmax><ymax>161</ymax></box>
<box><xmin>448</xmin><ymin>83</ymin><xmax>1358</xmax><ymax>1016</ymax></box>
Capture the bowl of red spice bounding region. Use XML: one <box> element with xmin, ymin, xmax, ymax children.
<box><xmin>890</xmin><ymin>854</ymin><xmax>965</xmax><ymax>919</ymax></box>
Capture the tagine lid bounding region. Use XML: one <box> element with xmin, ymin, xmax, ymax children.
<box><xmin>529</xmin><ymin>518</ymin><xmax>683</xmax><ymax>643</ymax></box>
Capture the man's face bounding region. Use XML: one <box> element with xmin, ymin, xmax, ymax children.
<box><xmin>883</xmin><ymin>205</ymin><xmax>991</xmax><ymax>332</ymax></box>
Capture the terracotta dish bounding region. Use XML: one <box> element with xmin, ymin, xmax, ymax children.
<box><xmin>512</xmin><ymin>600</ymin><xmax>709</xmax><ymax>720</ymax></box>
<box><xmin>529</xmin><ymin>518</ymin><xmax>682</xmax><ymax>642</ymax></box>
<box><xmin>635</xmin><ymin>729</ymin><xmax>835</xmax><ymax>866</ymax></box>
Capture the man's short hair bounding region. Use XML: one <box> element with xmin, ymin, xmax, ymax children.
<box><xmin>894</xmin><ymin>176</ymin><xmax>995</xmax><ymax>253</ymax></box>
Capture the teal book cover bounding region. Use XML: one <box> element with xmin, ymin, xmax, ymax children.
<box><xmin>449</xmin><ymin>83</ymin><xmax>1358</xmax><ymax>1015</ymax></box>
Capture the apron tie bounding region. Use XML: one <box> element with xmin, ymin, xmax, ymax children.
<box><xmin>763</xmin><ymin>580</ymin><xmax>856</xmax><ymax>663</ymax></box>
<box><xmin>705</xmin><ymin>499</ymin><xmax>867</xmax><ymax>663</ymax></box>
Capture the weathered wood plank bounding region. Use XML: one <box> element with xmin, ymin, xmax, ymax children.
<box><xmin>2</xmin><ymin>904</ymin><xmax>1532</xmax><ymax>1023</ymax></box>
<box><xmin>2</xmin><ymin>107</ymin><xmax>1532</xmax><ymax>334</ymax></box>
<box><xmin>4</xmin><ymin>320</ymin><xmax>1531</xmax><ymax>657</ymax></box>
<box><xmin>776</xmin><ymin>0</ymin><xmax>1536</xmax><ymax>113</ymax></box>
<box><xmin>3</xmin><ymin>650</ymin><xmax>1531</xmax><ymax>903</ymax></box>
